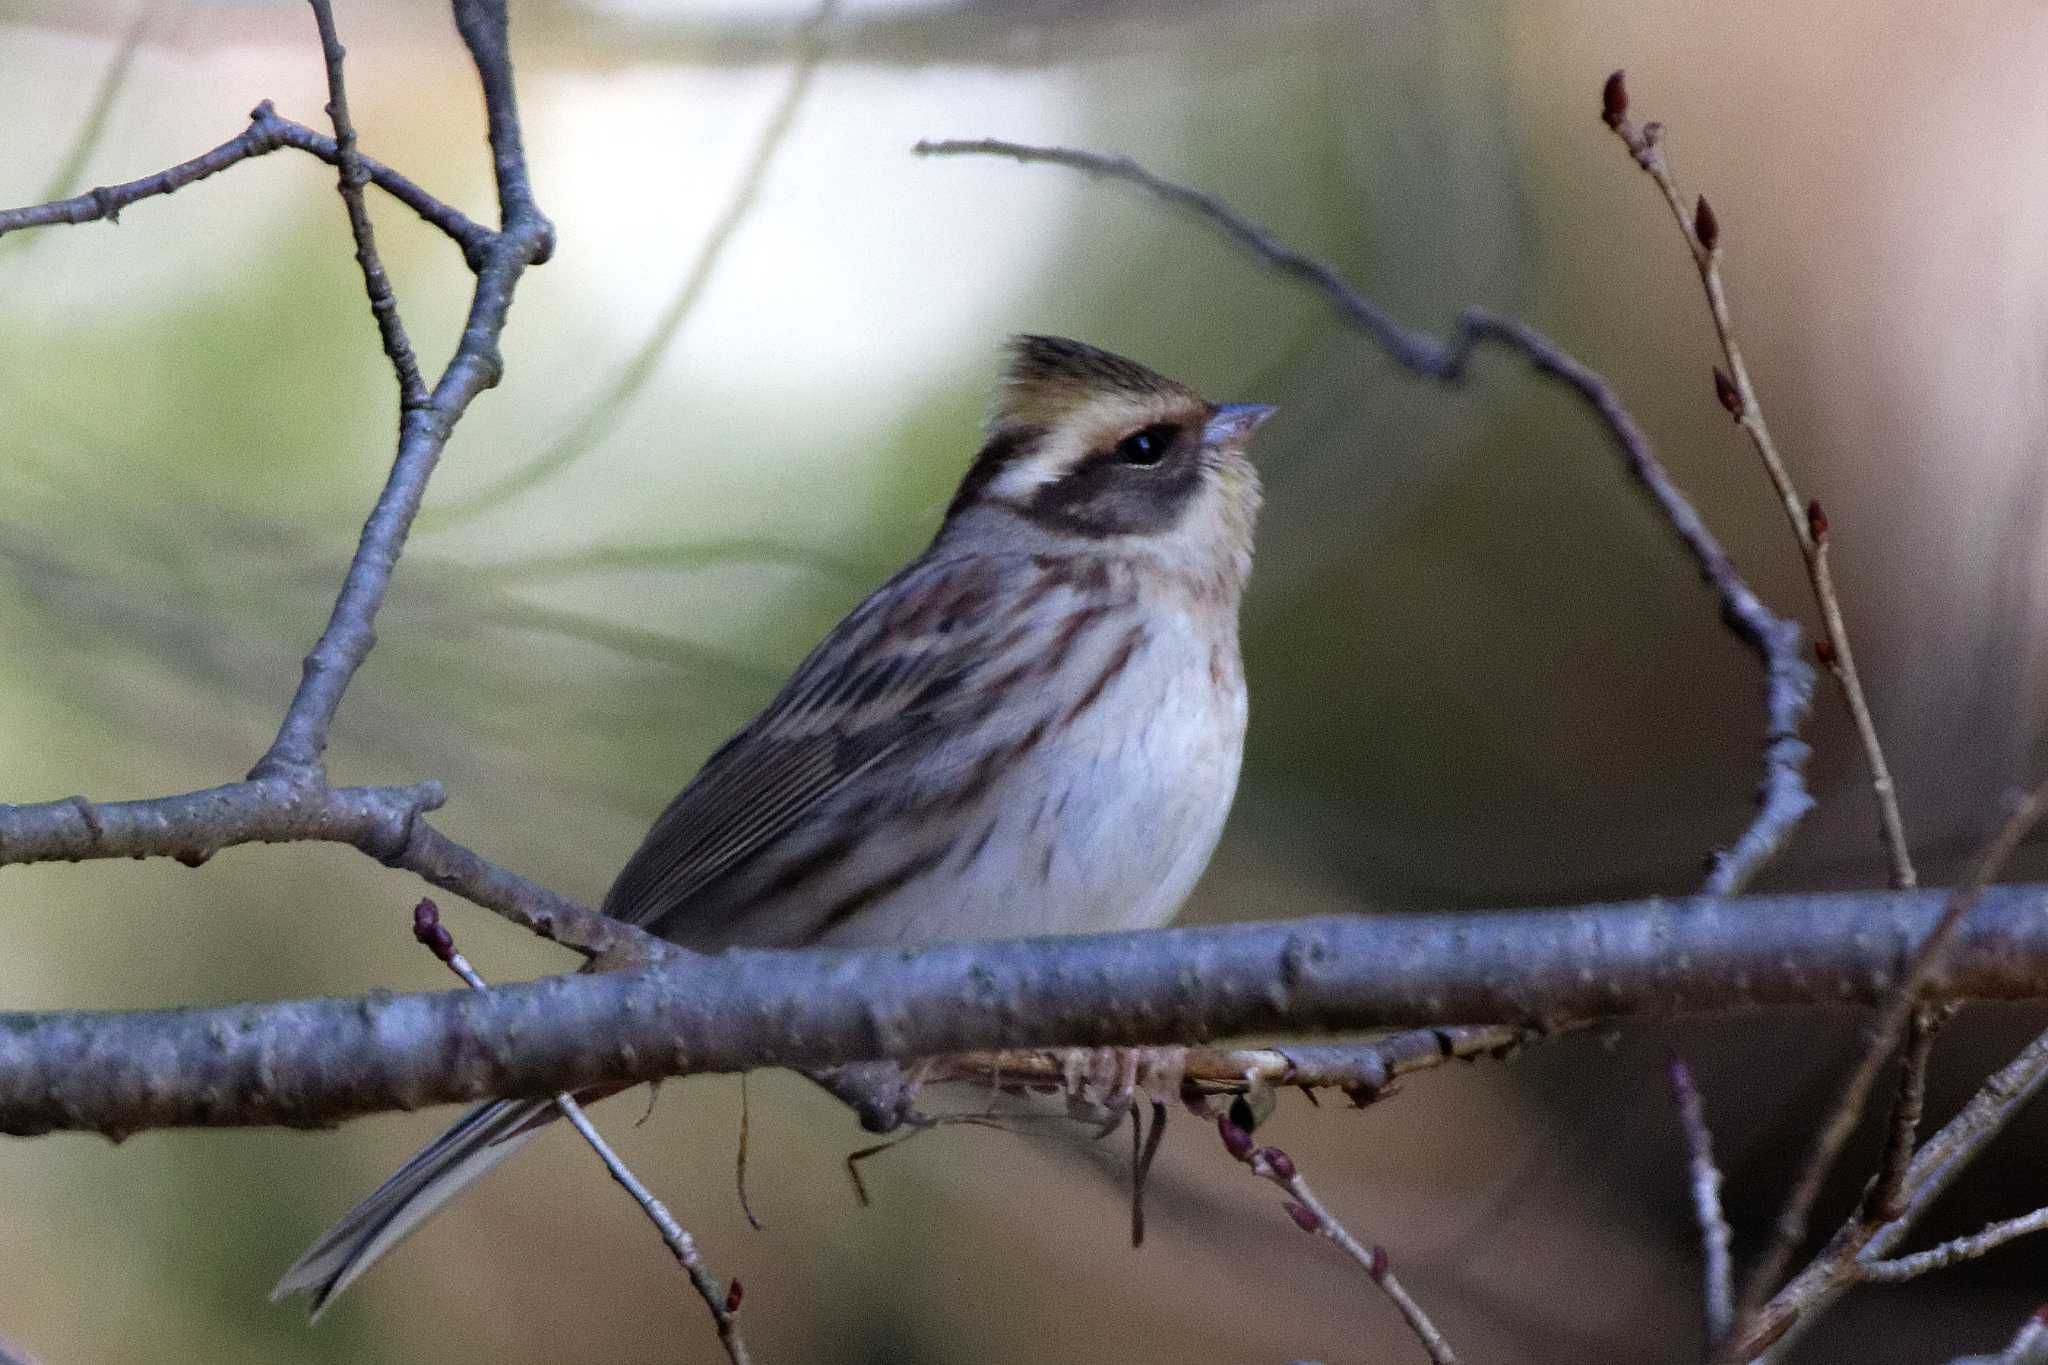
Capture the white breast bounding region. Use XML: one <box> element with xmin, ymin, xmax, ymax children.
<box><xmin>819</xmin><ymin>602</ymin><xmax>1246</xmax><ymax>946</ymax></box>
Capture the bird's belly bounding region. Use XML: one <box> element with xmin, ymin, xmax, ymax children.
<box><xmin>814</xmin><ymin>626</ymin><xmax>1246</xmax><ymax>947</ymax></box>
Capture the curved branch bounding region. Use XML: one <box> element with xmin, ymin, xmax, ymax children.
<box><xmin>9</xmin><ymin>886</ymin><xmax>2048</xmax><ymax>1139</ymax></box>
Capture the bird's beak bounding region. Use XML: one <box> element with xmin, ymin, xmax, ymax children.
<box><xmin>1204</xmin><ymin>403</ymin><xmax>1277</xmax><ymax>448</ymax></box>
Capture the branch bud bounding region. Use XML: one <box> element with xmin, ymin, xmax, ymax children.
<box><xmin>1368</xmin><ymin>1245</ymin><xmax>1390</xmax><ymax>1283</ymax></box>
<box><xmin>1806</xmin><ymin>499</ymin><xmax>1829</xmax><ymax>543</ymax></box>
<box><xmin>1217</xmin><ymin>1113</ymin><xmax>1255</xmax><ymax>1163</ymax></box>
<box><xmin>1815</xmin><ymin>638</ymin><xmax>1838</xmax><ymax>668</ymax></box>
<box><xmin>1694</xmin><ymin>195</ymin><xmax>1720</xmax><ymax>251</ymax></box>
<box><xmin>412</xmin><ymin>898</ymin><xmax>454</xmax><ymax>960</ymax></box>
<box><xmin>1283</xmin><ymin>1200</ymin><xmax>1321</xmax><ymax>1233</ymax></box>
<box><xmin>1254</xmin><ymin>1146</ymin><xmax>1297</xmax><ymax>1180</ymax></box>
<box><xmin>725</xmin><ymin>1279</ymin><xmax>744</xmax><ymax>1314</ymax></box>
<box><xmin>1713</xmin><ymin>367</ymin><xmax>1743</xmax><ymax>418</ymax></box>
<box><xmin>1601</xmin><ymin>70</ymin><xmax>1629</xmax><ymax>129</ymax></box>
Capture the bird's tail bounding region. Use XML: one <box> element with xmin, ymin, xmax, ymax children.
<box><xmin>272</xmin><ymin>1097</ymin><xmax>556</xmax><ymax>1319</ymax></box>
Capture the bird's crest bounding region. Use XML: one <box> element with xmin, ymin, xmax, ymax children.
<box><xmin>989</xmin><ymin>335</ymin><xmax>1198</xmax><ymax>432</ymax></box>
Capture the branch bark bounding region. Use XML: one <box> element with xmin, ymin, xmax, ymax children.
<box><xmin>9</xmin><ymin>885</ymin><xmax>2048</xmax><ymax>1140</ymax></box>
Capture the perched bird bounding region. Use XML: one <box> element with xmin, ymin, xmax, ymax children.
<box><xmin>274</xmin><ymin>335</ymin><xmax>1274</xmax><ymax>1316</ymax></box>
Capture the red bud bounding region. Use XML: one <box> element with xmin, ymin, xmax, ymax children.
<box><xmin>725</xmin><ymin>1279</ymin><xmax>744</xmax><ymax>1313</ymax></box>
<box><xmin>1815</xmin><ymin>638</ymin><xmax>1838</xmax><ymax>667</ymax></box>
<box><xmin>1694</xmin><ymin>196</ymin><xmax>1719</xmax><ymax>251</ymax></box>
<box><xmin>1713</xmin><ymin>367</ymin><xmax>1743</xmax><ymax>418</ymax></box>
<box><xmin>1601</xmin><ymin>71</ymin><xmax>1629</xmax><ymax>129</ymax></box>
<box><xmin>1368</xmin><ymin>1245</ymin><xmax>1390</xmax><ymax>1282</ymax></box>
<box><xmin>1256</xmin><ymin>1147</ymin><xmax>1297</xmax><ymax>1181</ymax></box>
<box><xmin>412</xmin><ymin>899</ymin><xmax>455</xmax><ymax>959</ymax></box>
<box><xmin>1807</xmin><ymin>499</ymin><xmax>1829</xmax><ymax>542</ymax></box>
<box><xmin>1284</xmin><ymin>1200</ymin><xmax>1321</xmax><ymax>1233</ymax></box>
<box><xmin>1217</xmin><ymin>1114</ymin><xmax>1255</xmax><ymax>1162</ymax></box>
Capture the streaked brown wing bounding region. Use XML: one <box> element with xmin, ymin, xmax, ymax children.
<box><xmin>598</xmin><ymin>552</ymin><xmax>1021</xmax><ymax>935</ymax></box>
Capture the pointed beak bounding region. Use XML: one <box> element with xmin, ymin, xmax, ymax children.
<box><xmin>1204</xmin><ymin>403</ymin><xmax>1277</xmax><ymax>448</ymax></box>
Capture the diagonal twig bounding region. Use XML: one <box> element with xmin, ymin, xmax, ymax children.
<box><xmin>915</xmin><ymin>136</ymin><xmax>1816</xmax><ymax>895</ymax></box>
<box><xmin>1600</xmin><ymin>69</ymin><xmax>1915</xmax><ymax>894</ymax></box>
<box><xmin>308</xmin><ymin>0</ymin><xmax>428</xmax><ymax>407</ymax></box>
<box><xmin>1668</xmin><ymin>1055</ymin><xmax>1736</xmax><ymax>1348</ymax></box>
<box><xmin>1733</xmin><ymin>780</ymin><xmax>2048</xmax><ymax>1355</ymax></box>
<box><xmin>411</xmin><ymin>901</ymin><xmax>750</xmax><ymax>1365</ymax></box>
<box><xmin>1218</xmin><ymin>1111</ymin><xmax>1457</xmax><ymax>1363</ymax></box>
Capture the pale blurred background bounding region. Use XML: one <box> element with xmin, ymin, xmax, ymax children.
<box><xmin>5</xmin><ymin>1</ymin><xmax>2048</xmax><ymax>1360</ymax></box>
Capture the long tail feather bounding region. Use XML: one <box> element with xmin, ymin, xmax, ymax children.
<box><xmin>272</xmin><ymin>1097</ymin><xmax>556</xmax><ymax>1319</ymax></box>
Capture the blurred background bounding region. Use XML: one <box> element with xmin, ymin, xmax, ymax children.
<box><xmin>4</xmin><ymin>0</ymin><xmax>2048</xmax><ymax>1360</ymax></box>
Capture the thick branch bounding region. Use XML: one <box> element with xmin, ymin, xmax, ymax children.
<box><xmin>10</xmin><ymin>887</ymin><xmax>2048</xmax><ymax>1139</ymax></box>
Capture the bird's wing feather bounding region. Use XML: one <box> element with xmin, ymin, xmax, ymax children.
<box><xmin>599</xmin><ymin>551</ymin><xmax>1046</xmax><ymax>936</ymax></box>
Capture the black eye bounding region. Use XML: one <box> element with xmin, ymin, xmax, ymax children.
<box><xmin>1113</xmin><ymin>423</ymin><xmax>1176</xmax><ymax>467</ymax></box>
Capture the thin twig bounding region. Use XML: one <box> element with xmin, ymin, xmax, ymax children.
<box><xmin>1217</xmin><ymin>1115</ymin><xmax>1456</xmax><ymax>1363</ymax></box>
<box><xmin>411</xmin><ymin>902</ymin><xmax>749</xmax><ymax>1365</ymax></box>
<box><xmin>0</xmin><ymin>101</ymin><xmax>492</xmax><ymax>260</ymax></box>
<box><xmin>1857</xmin><ymin>1206</ymin><xmax>2048</xmax><ymax>1283</ymax></box>
<box><xmin>916</xmin><ymin>136</ymin><xmax>1815</xmax><ymax>896</ymax></box>
<box><xmin>1668</xmin><ymin>1055</ymin><xmax>1736</xmax><ymax>1347</ymax></box>
<box><xmin>307</xmin><ymin>0</ymin><xmax>429</xmax><ymax>407</ymax></box>
<box><xmin>1871</xmin><ymin>1004</ymin><xmax>1945</xmax><ymax>1221</ymax></box>
<box><xmin>1733</xmin><ymin>782</ymin><xmax>2048</xmax><ymax>1354</ymax></box>
<box><xmin>1753</xmin><ymin>1022</ymin><xmax>2048</xmax><ymax>1362</ymax></box>
<box><xmin>1600</xmin><ymin>70</ymin><xmax>1916</xmax><ymax>894</ymax></box>
<box><xmin>251</xmin><ymin>0</ymin><xmax>556</xmax><ymax>783</ymax></box>
<box><xmin>0</xmin><ymin>779</ymin><xmax>664</xmax><ymax>962</ymax></box>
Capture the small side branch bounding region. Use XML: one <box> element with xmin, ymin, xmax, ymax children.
<box><xmin>1600</xmin><ymin>70</ymin><xmax>1915</xmax><ymax>894</ymax></box>
<box><xmin>0</xmin><ymin>780</ymin><xmax>666</xmax><ymax>962</ymax></box>
<box><xmin>1217</xmin><ymin>1113</ymin><xmax>1456</xmax><ymax>1363</ymax></box>
<box><xmin>411</xmin><ymin>902</ymin><xmax>749</xmax><ymax>1364</ymax></box>
<box><xmin>915</xmin><ymin>136</ymin><xmax>1814</xmax><ymax>896</ymax></box>
<box><xmin>1732</xmin><ymin>785</ymin><xmax>2048</xmax><ymax>1356</ymax></box>
<box><xmin>308</xmin><ymin>0</ymin><xmax>428</xmax><ymax>406</ymax></box>
<box><xmin>1668</xmin><ymin>1056</ymin><xmax>1735</xmax><ymax>1347</ymax></box>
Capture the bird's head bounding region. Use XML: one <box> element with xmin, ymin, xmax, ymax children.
<box><xmin>939</xmin><ymin>336</ymin><xmax>1272</xmax><ymax>586</ymax></box>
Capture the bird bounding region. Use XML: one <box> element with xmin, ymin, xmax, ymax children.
<box><xmin>273</xmin><ymin>334</ymin><xmax>1275</xmax><ymax>1317</ymax></box>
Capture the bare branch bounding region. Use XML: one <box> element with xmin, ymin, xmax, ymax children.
<box><xmin>0</xmin><ymin>101</ymin><xmax>490</xmax><ymax>260</ymax></box>
<box><xmin>916</xmin><ymin>136</ymin><xmax>1815</xmax><ymax>897</ymax></box>
<box><xmin>1219</xmin><ymin>1117</ymin><xmax>1456</xmax><ymax>1363</ymax></box>
<box><xmin>1668</xmin><ymin>1055</ymin><xmax>1736</xmax><ymax>1348</ymax></box>
<box><xmin>1746</xmin><ymin>1022</ymin><xmax>2048</xmax><ymax>1359</ymax></box>
<box><xmin>0</xmin><ymin>780</ymin><xmax>665</xmax><ymax>963</ymax></box>
<box><xmin>308</xmin><ymin>0</ymin><xmax>429</xmax><ymax>407</ymax></box>
<box><xmin>1858</xmin><ymin>1206</ymin><xmax>2048</xmax><ymax>1283</ymax></box>
<box><xmin>1602</xmin><ymin>70</ymin><xmax>1916</xmax><ymax>893</ymax></box>
<box><xmin>413</xmin><ymin>902</ymin><xmax>749</xmax><ymax>1364</ymax></box>
<box><xmin>1740</xmin><ymin>783</ymin><xmax>2047</xmax><ymax>1321</ymax></box>
<box><xmin>12</xmin><ymin>887</ymin><xmax>2048</xmax><ymax>1139</ymax></box>
<box><xmin>252</xmin><ymin>0</ymin><xmax>555</xmax><ymax>781</ymax></box>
